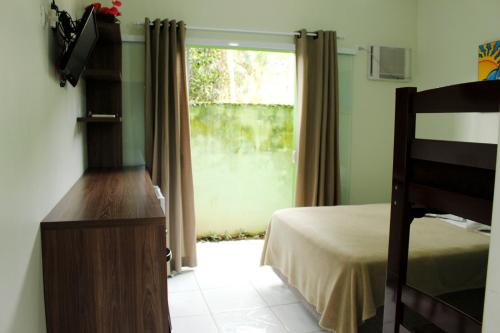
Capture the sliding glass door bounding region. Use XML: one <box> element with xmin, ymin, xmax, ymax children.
<box><xmin>120</xmin><ymin>42</ymin><xmax>353</xmax><ymax>237</ymax></box>
<box><xmin>188</xmin><ymin>47</ymin><xmax>296</xmax><ymax>237</ymax></box>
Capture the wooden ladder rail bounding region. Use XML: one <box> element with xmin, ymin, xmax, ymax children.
<box><xmin>383</xmin><ymin>87</ymin><xmax>416</xmax><ymax>333</ymax></box>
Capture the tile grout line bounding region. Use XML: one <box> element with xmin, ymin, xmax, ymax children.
<box><xmin>193</xmin><ymin>263</ymin><xmax>279</xmax><ymax>330</ymax></box>
<box><xmin>269</xmin><ymin>305</ymin><xmax>294</xmax><ymax>333</ymax></box>
<box><xmin>195</xmin><ymin>268</ymin><xmax>270</xmax><ymax>312</ymax></box>
<box><xmin>253</xmin><ymin>287</ymin><xmax>293</xmax><ymax>333</ymax></box>
<box><xmin>258</xmin><ymin>266</ymin><xmax>324</xmax><ymax>333</ymax></box>
<box><xmin>251</xmin><ymin>278</ymin><xmax>303</xmax><ymax>308</ymax></box>
<box><xmin>192</xmin><ymin>268</ymin><xmax>223</xmax><ymax>333</ymax></box>
<box><xmin>171</xmin><ymin>241</ymin><xmax>318</xmax><ymax>332</ymax></box>
<box><xmin>168</xmin><ymin>270</ymin><xmax>219</xmax><ymax>332</ymax></box>
<box><xmin>248</xmin><ymin>270</ymin><xmax>297</xmax><ymax>333</ymax></box>
<box><xmin>269</xmin><ymin>303</ymin><xmax>327</xmax><ymax>333</ymax></box>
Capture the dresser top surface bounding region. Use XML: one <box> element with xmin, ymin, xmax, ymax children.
<box><xmin>42</xmin><ymin>167</ymin><xmax>165</xmax><ymax>228</ymax></box>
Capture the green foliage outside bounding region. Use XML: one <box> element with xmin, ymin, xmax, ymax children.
<box><xmin>190</xmin><ymin>103</ymin><xmax>294</xmax><ymax>154</ymax></box>
<box><xmin>197</xmin><ymin>230</ymin><xmax>266</xmax><ymax>242</ymax></box>
<box><xmin>188</xmin><ymin>47</ymin><xmax>295</xmax><ymax>105</ymax></box>
<box><xmin>188</xmin><ymin>48</ymin><xmax>229</xmax><ymax>103</ymax></box>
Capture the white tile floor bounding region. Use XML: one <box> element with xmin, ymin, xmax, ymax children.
<box><xmin>168</xmin><ymin>240</ymin><xmax>328</xmax><ymax>333</ymax></box>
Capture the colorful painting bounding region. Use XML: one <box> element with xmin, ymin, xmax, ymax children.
<box><xmin>478</xmin><ymin>40</ymin><xmax>500</xmax><ymax>81</ymax></box>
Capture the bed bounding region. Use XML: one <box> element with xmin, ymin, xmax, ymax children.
<box><xmin>262</xmin><ymin>80</ymin><xmax>500</xmax><ymax>333</ymax></box>
<box><xmin>261</xmin><ymin>204</ymin><xmax>489</xmax><ymax>333</ymax></box>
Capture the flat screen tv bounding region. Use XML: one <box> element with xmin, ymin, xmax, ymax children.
<box><xmin>59</xmin><ymin>7</ymin><xmax>99</xmax><ymax>87</ymax></box>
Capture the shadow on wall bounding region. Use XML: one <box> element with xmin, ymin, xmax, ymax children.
<box><xmin>8</xmin><ymin>229</ymin><xmax>46</xmax><ymax>333</ymax></box>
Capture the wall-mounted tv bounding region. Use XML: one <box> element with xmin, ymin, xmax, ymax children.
<box><xmin>58</xmin><ymin>6</ymin><xmax>99</xmax><ymax>87</ymax></box>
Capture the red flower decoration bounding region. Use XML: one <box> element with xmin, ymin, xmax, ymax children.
<box><xmin>88</xmin><ymin>1</ymin><xmax>122</xmax><ymax>16</ymax></box>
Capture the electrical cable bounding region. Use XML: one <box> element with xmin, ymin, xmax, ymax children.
<box><xmin>51</xmin><ymin>0</ymin><xmax>78</xmax><ymax>44</ymax></box>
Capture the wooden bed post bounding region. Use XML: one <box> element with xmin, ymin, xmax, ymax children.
<box><xmin>383</xmin><ymin>87</ymin><xmax>416</xmax><ymax>333</ymax></box>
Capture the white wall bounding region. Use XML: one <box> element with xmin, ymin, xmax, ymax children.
<box><xmin>0</xmin><ymin>0</ymin><xmax>86</xmax><ymax>332</ymax></box>
<box><xmin>416</xmin><ymin>0</ymin><xmax>500</xmax><ymax>144</ymax></box>
<box><xmin>484</xmin><ymin>117</ymin><xmax>500</xmax><ymax>332</ymax></box>
<box><xmin>120</xmin><ymin>0</ymin><xmax>419</xmax><ymax>204</ymax></box>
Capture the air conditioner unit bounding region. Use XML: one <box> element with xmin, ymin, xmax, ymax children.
<box><xmin>368</xmin><ymin>45</ymin><xmax>411</xmax><ymax>81</ymax></box>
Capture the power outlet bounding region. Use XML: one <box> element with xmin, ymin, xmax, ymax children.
<box><xmin>47</xmin><ymin>7</ymin><xmax>59</xmax><ymax>28</ymax></box>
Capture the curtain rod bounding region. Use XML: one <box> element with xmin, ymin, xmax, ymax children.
<box><xmin>135</xmin><ymin>22</ymin><xmax>344</xmax><ymax>39</ymax></box>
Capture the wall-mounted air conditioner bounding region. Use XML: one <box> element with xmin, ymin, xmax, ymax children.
<box><xmin>368</xmin><ymin>45</ymin><xmax>411</xmax><ymax>81</ymax></box>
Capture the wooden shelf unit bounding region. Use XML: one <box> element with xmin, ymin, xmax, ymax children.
<box><xmin>82</xmin><ymin>21</ymin><xmax>123</xmax><ymax>168</ymax></box>
<box><xmin>77</xmin><ymin>116</ymin><xmax>122</xmax><ymax>123</ymax></box>
<box><xmin>41</xmin><ymin>168</ymin><xmax>171</xmax><ymax>333</ymax></box>
<box><xmin>84</xmin><ymin>69</ymin><xmax>122</xmax><ymax>82</ymax></box>
<box><xmin>95</xmin><ymin>21</ymin><xmax>122</xmax><ymax>44</ymax></box>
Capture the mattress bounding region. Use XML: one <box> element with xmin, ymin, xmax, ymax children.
<box><xmin>260</xmin><ymin>204</ymin><xmax>489</xmax><ymax>333</ymax></box>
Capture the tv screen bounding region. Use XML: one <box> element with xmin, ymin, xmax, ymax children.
<box><xmin>59</xmin><ymin>7</ymin><xmax>99</xmax><ymax>87</ymax></box>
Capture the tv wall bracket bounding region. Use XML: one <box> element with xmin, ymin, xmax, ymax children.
<box><xmin>50</xmin><ymin>1</ymin><xmax>78</xmax><ymax>42</ymax></box>
<box><xmin>51</xmin><ymin>1</ymin><xmax>80</xmax><ymax>87</ymax></box>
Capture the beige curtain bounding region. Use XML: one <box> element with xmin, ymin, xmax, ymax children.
<box><xmin>144</xmin><ymin>18</ymin><xmax>197</xmax><ymax>273</ymax></box>
<box><xmin>295</xmin><ymin>30</ymin><xmax>340</xmax><ymax>207</ymax></box>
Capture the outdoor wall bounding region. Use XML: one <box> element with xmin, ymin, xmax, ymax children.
<box><xmin>415</xmin><ymin>0</ymin><xmax>500</xmax><ymax>144</ymax></box>
<box><xmin>119</xmin><ymin>0</ymin><xmax>419</xmax><ymax>205</ymax></box>
<box><xmin>0</xmin><ymin>0</ymin><xmax>86</xmax><ymax>332</ymax></box>
<box><xmin>190</xmin><ymin>103</ymin><xmax>295</xmax><ymax>236</ymax></box>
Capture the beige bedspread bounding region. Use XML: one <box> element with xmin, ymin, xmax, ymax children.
<box><xmin>260</xmin><ymin>204</ymin><xmax>489</xmax><ymax>333</ymax></box>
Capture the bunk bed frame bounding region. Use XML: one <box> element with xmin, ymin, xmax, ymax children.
<box><xmin>382</xmin><ymin>80</ymin><xmax>500</xmax><ymax>333</ymax></box>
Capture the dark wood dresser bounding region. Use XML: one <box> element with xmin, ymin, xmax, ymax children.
<box><xmin>41</xmin><ymin>168</ymin><xmax>171</xmax><ymax>333</ymax></box>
